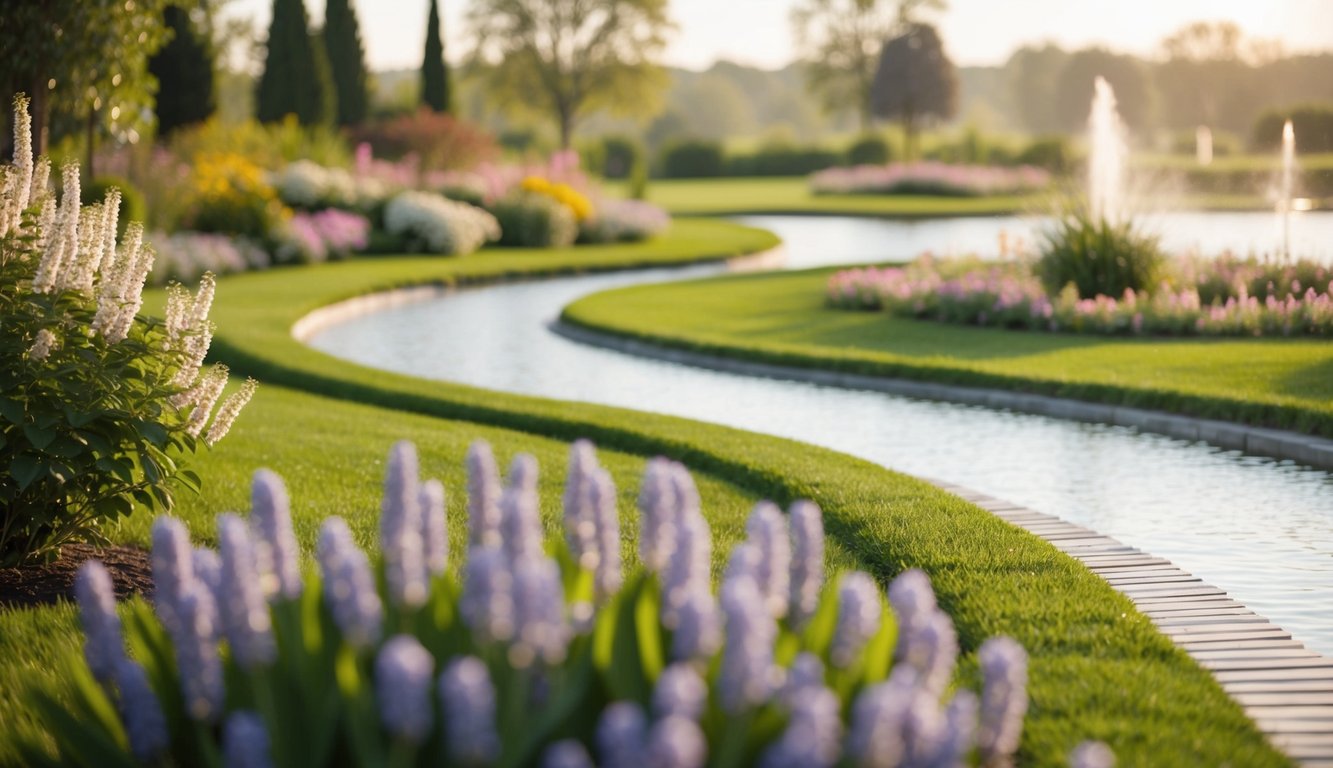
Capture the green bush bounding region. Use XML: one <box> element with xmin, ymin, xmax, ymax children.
<box><xmin>489</xmin><ymin>192</ymin><xmax>578</xmax><ymax>248</ymax></box>
<box><xmin>726</xmin><ymin>145</ymin><xmax>843</xmax><ymax>177</ymax></box>
<box><xmin>81</xmin><ymin>177</ymin><xmax>147</xmax><ymax>238</ymax></box>
<box><xmin>847</xmin><ymin>136</ymin><xmax>891</xmax><ymax>165</ymax></box>
<box><xmin>659</xmin><ymin>141</ymin><xmax>725</xmax><ymax>178</ymax></box>
<box><xmin>599</xmin><ymin>135</ymin><xmax>643</xmax><ymax>180</ymax></box>
<box><xmin>1251</xmin><ymin>103</ymin><xmax>1333</xmax><ymax>153</ymax></box>
<box><xmin>1016</xmin><ymin>137</ymin><xmax>1073</xmax><ymax>174</ymax></box>
<box><xmin>1036</xmin><ymin>210</ymin><xmax>1166</xmax><ymax>299</ymax></box>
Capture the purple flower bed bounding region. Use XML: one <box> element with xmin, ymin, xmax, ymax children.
<box><xmin>274</xmin><ymin>209</ymin><xmax>372</xmax><ymax>264</ymax></box>
<box><xmin>810</xmin><ymin>162</ymin><xmax>1051</xmax><ymax>197</ymax></box>
<box><xmin>147</xmin><ymin>231</ymin><xmax>270</xmax><ymax>285</ymax></box>
<box><xmin>828</xmin><ymin>259</ymin><xmax>1333</xmax><ymax>337</ymax></box>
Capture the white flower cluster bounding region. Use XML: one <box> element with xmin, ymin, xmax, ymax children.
<box><xmin>270</xmin><ymin>159</ymin><xmax>384</xmax><ymax>210</ymax></box>
<box><xmin>383</xmin><ymin>191</ymin><xmax>500</xmax><ymax>256</ymax></box>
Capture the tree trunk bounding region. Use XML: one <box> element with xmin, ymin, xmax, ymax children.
<box><xmin>558</xmin><ymin>107</ymin><xmax>573</xmax><ymax>150</ymax></box>
<box><xmin>903</xmin><ymin>109</ymin><xmax>917</xmax><ymax>162</ymax></box>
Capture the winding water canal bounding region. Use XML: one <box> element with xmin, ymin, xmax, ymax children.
<box><xmin>308</xmin><ymin>213</ymin><xmax>1333</xmax><ymax>657</ymax></box>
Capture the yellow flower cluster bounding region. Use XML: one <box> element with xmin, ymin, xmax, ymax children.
<box><xmin>193</xmin><ymin>153</ymin><xmax>276</xmax><ymax>204</ymax></box>
<box><xmin>519</xmin><ymin>175</ymin><xmax>594</xmax><ymax>222</ymax></box>
<box><xmin>188</xmin><ymin>153</ymin><xmax>290</xmax><ymax>238</ymax></box>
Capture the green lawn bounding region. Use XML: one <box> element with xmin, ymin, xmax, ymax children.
<box><xmin>562</xmin><ymin>266</ymin><xmax>1333</xmax><ymax>437</ymax></box>
<box><xmin>607</xmin><ymin>177</ymin><xmax>1274</xmax><ymax>217</ymax></box>
<box><xmin>0</xmin><ymin>218</ymin><xmax>1291</xmax><ymax>765</ymax></box>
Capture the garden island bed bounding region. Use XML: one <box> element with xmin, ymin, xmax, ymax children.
<box><xmin>0</xmin><ymin>217</ymin><xmax>1289</xmax><ymax>764</ymax></box>
<box><xmin>560</xmin><ymin>266</ymin><xmax>1333</xmax><ymax>441</ymax></box>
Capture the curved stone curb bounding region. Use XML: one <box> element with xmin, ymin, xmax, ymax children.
<box><xmin>551</xmin><ymin>320</ymin><xmax>1333</xmax><ymax>472</ymax></box>
<box><xmin>933</xmin><ymin>479</ymin><xmax>1333</xmax><ymax>766</ymax></box>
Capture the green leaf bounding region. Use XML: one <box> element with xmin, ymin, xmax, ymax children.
<box><xmin>22</xmin><ymin>422</ymin><xmax>56</xmax><ymax>450</ymax></box>
<box><xmin>860</xmin><ymin>597</ymin><xmax>898</xmax><ymax>685</ymax></box>
<box><xmin>0</xmin><ymin>397</ymin><xmax>25</xmax><ymax>423</ymax></box>
<box><xmin>10</xmin><ymin>454</ymin><xmax>45</xmax><ymax>490</ymax></box>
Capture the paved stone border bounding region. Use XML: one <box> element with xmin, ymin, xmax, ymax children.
<box><xmin>551</xmin><ymin>320</ymin><xmax>1333</xmax><ymax>472</ymax></box>
<box><xmin>931</xmin><ymin>479</ymin><xmax>1333</xmax><ymax>767</ymax></box>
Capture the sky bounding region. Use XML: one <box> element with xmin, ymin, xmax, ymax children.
<box><xmin>226</xmin><ymin>0</ymin><xmax>1333</xmax><ymax>72</ymax></box>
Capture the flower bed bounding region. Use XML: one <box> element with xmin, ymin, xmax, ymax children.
<box><xmin>827</xmin><ymin>256</ymin><xmax>1333</xmax><ymax>336</ymax></box>
<box><xmin>27</xmin><ymin>437</ymin><xmax>1104</xmax><ymax>767</ymax></box>
<box><xmin>810</xmin><ymin>162</ymin><xmax>1050</xmax><ymax>197</ymax></box>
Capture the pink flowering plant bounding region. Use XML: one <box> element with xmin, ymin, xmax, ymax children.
<box><xmin>26</xmin><ymin>437</ymin><xmax>1060</xmax><ymax>767</ymax></box>
<box><xmin>811</xmin><ymin>162</ymin><xmax>1051</xmax><ymax>197</ymax></box>
<box><xmin>0</xmin><ymin>96</ymin><xmax>255</xmax><ymax>566</ymax></box>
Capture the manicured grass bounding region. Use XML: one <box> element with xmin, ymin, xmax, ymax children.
<box><xmin>0</xmin><ymin>218</ymin><xmax>1290</xmax><ymax>765</ymax></box>
<box><xmin>562</xmin><ymin>267</ymin><xmax>1333</xmax><ymax>437</ymax></box>
<box><xmin>607</xmin><ymin>177</ymin><xmax>1276</xmax><ymax>217</ymax></box>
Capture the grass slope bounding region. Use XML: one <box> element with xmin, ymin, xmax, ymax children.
<box><xmin>608</xmin><ymin>177</ymin><xmax>1273</xmax><ymax>217</ymax></box>
<box><xmin>562</xmin><ymin>267</ymin><xmax>1333</xmax><ymax>437</ymax></box>
<box><xmin>0</xmin><ymin>219</ymin><xmax>1289</xmax><ymax>765</ymax></box>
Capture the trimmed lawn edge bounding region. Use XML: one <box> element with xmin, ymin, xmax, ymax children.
<box><xmin>189</xmin><ymin>218</ymin><xmax>1286</xmax><ymax>765</ymax></box>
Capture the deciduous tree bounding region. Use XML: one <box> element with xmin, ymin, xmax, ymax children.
<box><xmin>870</xmin><ymin>22</ymin><xmax>957</xmax><ymax>159</ymax></box>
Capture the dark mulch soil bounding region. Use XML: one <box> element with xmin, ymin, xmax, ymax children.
<box><xmin>0</xmin><ymin>543</ymin><xmax>154</xmax><ymax>608</ymax></box>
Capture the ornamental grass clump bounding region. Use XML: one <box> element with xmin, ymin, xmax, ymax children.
<box><xmin>25</xmin><ymin>436</ymin><xmax>1095</xmax><ymax>767</ymax></box>
<box><xmin>1035</xmin><ymin>208</ymin><xmax>1166</xmax><ymax>300</ymax></box>
<box><xmin>0</xmin><ymin>94</ymin><xmax>253</xmax><ymax>566</ymax></box>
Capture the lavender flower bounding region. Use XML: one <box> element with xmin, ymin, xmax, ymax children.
<box><xmin>724</xmin><ymin>541</ymin><xmax>762</xmax><ymax>589</ymax></box>
<box><xmin>150</xmin><ymin>516</ymin><xmax>195</xmax><ymax>637</ymax></box>
<box><xmin>501</xmin><ymin>454</ymin><xmax>543</xmax><ymax>562</ymax></box>
<box><xmin>940</xmin><ymin>691</ymin><xmax>979</xmax><ymax>768</ymax></box>
<box><xmin>746</xmin><ymin>502</ymin><xmax>791</xmax><ymax>620</ymax></box>
<box><xmin>564</xmin><ymin>440</ymin><xmax>599</xmax><ymax>569</ymax></box>
<box><xmin>250</xmin><ymin>469</ymin><xmax>301</xmax><ymax>601</ymax></box>
<box><xmin>670</xmin><ymin>589</ymin><xmax>721</xmax><ymax>662</ymax></box>
<box><xmin>114</xmin><ymin>658</ymin><xmax>169</xmax><ymax>762</ymax></box>
<box><xmin>542</xmin><ymin>740</ymin><xmax>594</xmax><ymax>768</ymax></box>
<box><xmin>590</xmin><ymin>467</ymin><xmax>622</xmax><ymax>601</ymax></box>
<box><xmin>596</xmin><ymin>701</ymin><xmax>647</xmax><ymax>768</ymax></box>
<box><xmin>439</xmin><ymin>656</ymin><xmax>501</xmax><ymax>765</ymax></box>
<box><xmin>512</xmin><ymin>556</ymin><xmax>570</xmax><ymax>667</ymax></box>
<box><xmin>1070</xmin><ymin>741</ymin><xmax>1116</xmax><ymax>768</ymax></box>
<box><xmin>223</xmin><ymin>711</ymin><xmax>273</xmax><ymax>768</ymax></box>
<box><xmin>912</xmin><ymin>609</ymin><xmax>959</xmax><ymax>696</ymax></box>
<box><xmin>381</xmin><ymin>441</ymin><xmax>427</xmax><ymax>609</ymax></box>
<box><xmin>174</xmin><ymin>581</ymin><xmax>225</xmax><ymax>721</ymax></box>
<box><xmin>889</xmin><ymin>568</ymin><xmax>937</xmax><ymax>659</ymax></box>
<box><xmin>831</xmin><ymin>571</ymin><xmax>881</xmax><ymax>669</ymax></box>
<box><xmin>787</xmin><ymin>500</ymin><xmax>824</xmax><ymax>629</ymax></box>
<box><xmin>419</xmin><ymin>478</ymin><xmax>448</xmax><ymax>577</ymax></box>
<box><xmin>466</xmin><ymin>441</ymin><xmax>502</xmax><ymax>548</ymax></box>
<box><xmin>74</xmin><ymin>561</ymin><xmax>124</xmax><ymax>684</ymax></box>
<box><xmin>316</xmin><ymin>518</ymin><xmax>383</xmax><ymax>649</ymax></box>
<box><xmin>645</xmin><ymin>715</ymin><xmax>707</xmax><ymax>768</ymax></box>
<box><xmin>902</xmin><ymin>688</ymin><xmax>947</xmax><ymax>767</ymax></box>
<box><xmin>218</xmin><ymin>514</ymin><xmax>275</xmax><ymax>669</ymax></box>
<box><xmin>637</xmin><ymin>458</ymin><xmax>678</xmax><ymax>572</ymax></box>
<box><xmin>781</xmin><ymin>653</ymin><xmax>825</xmax><ymax>707</ymax></box>
<box><xmin>978</xmin><ymin>636</ymin><xmax>1028</xmax><ymax>763</ymax></box>
<box><xmin>661</xmin><ymin>494</ymin><xmax>711</xmax><ymax>628</ymax></box>
<box><xmin>719</xmin><ymin>575</ymin><xmax>776</xmax><ymax>713</ymax></box>
<box><xmin>759</xmin><ymin>686</ymin><xmax>841</xmax><ymax>768</ymax></box>
<box><xmin>461</xmin><ymin>545</ymin><xmax>515</xmax><ymax>644</ymax></box>
<box><xmin>193</xmin><ymin>547</ymin><xmax>222</xmax><ymax>601</ymax></box>
<box><xmin>845</xmin><ymin>668</ymin><xmax>916</xmax><ymax>767</ymax></box>
<box><xmin>376</xmin><ymin>635</ymin><xmax>435</xmax><ymax>743</ymax></box>
<box><xmin>653</xmin><ymin>663</ymin><xmax>707</xmax><ymax>721</ymax></box>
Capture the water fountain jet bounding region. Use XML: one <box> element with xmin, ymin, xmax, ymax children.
<box><xmin>1279</xmin><ymin>119</ymin><xmax>1296</xmax><ymax>260</ymax></box>
<box><xmin>1087</xmin><ymin>76</ymin><xmax>1128</xmax><ymax>224</ymax></box>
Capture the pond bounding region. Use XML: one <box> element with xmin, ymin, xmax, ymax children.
<box><xmin>308</xmin><ymin>213</ymin><xmax>1333</xmax><ymax>657</ymax></box>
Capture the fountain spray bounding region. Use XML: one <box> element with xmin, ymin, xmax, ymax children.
<box><xmin>1280</xmin><ymin>120</ymin><xmax>1295</xmax><ymax>261</ymax></box>
<box><xmin>1087</xmin><ymin>77</ymin><xmax>1127</xmax><ymax>224</ymax></box>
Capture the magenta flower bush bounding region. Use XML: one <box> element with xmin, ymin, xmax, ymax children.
<box><xmin>811</xmin><ymin>162</ymin><xmax>1051</xmax><ymax>197</ymax></box>
<box><xmin>273</xmin><ymin>209</ymin><xmax>372</xmax><ymax>264</ymax></box>
<box><xmin>23</xmin><ymin>437</ymin><xmax>1095</xmax><ymax>767</ymax></box>
<box><xmin>828</xmin><ymin>259</ymin><xmax>1333</xmax><ymax>336</ymax></box>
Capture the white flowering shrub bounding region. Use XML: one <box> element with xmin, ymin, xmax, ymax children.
<box><xmin>383</xmin><ymin>191</ymin><xmax>501</xmax><ymax>256</ymax></box>
<box><xmin>0</xmin><ymin>95</ymin><xmax>254</xmax><ymax>566</ymax></box>
<box><xmin>22</xmin><ymin>435</ymin><xmax>1101</xmax><ymax>768</ymax></box>
<box><xmin>270</xmin><ymin>160</ymin><xmax>370</xmax><ymax>211</ymax></box>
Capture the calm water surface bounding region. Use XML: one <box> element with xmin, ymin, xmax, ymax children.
<box><xmin>309</xmin><ymin>214</ymin><xmax>1333</xmax><ymax>656</ymax></box>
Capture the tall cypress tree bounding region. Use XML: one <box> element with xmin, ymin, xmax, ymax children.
<box><xmin>255</xmin><ymin>0</ymin><xmax>335</xmax><ymax>125</ymax></box>
<box><xmin>150</xmin><ymin>4</ymin><xmax>216</xmax><ymax>135</ymax></box>
<box><xmin>323</xmin><ymin>0</ymin><xmax>369</xmax><ymax>126</ymax></box>
<box><xmin>420</xmin><ymin>0</ymin><xmax>452</xmax><ymax>113</ymax></box>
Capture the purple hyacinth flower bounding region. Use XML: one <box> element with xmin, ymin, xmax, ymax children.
<box><xmin>439</xmin><ymin>656</ymin><xmax>501</xmax><ymax>765</ymax></box>
<box><xmin>671</xmin><ymin>588</ymin><xmax>721</xmax><ymax>662</ymax></box>
<box><xmin>781</xmin><ymin>652</ymin><xmax>825</xmax><ymax>707</ymax></box>
<box><xmin>114</xmin><ymin>658</ymin><xmax>169</xmax><ymax>761</ymax></box>
<box><xmin>542</xmin><ymin>739</ymin><xmax>593</xmax><ymax>768</ymax></box>
<box><xmin>645</xmin><ymin>715</ymin><xmax>707</xmax><ymax>768</ymax></box>
<box><xmin>653</xmin><ymin>663</ymin><xmax>707</xmax><ymax>721</ymax></box>
<box><xmin>759</xmin><ymin>686</ymin><xmax>841</xmax><ymax>768</ymax></box>
<box><xmin>223</xmin><ymin>711</ymin><xmax>273</xmax><ymax>768</ymax></box>
<box><xmin>940</xmin><ymin>690</ymin><xmax>979</xmax><ymax>768</ymax></box>
<box><xmin>382</xmin><ymin>441</ymin><xmax>427</xmax><ymax>609</ymax></box>
<box><xmin>218</xmin><ymin>514</ymin><xmax>275</xmax><ymax>669</ymax></box>
<box><xmin>419</xmin><ymin>478</ymin><xmax>448</xmax><ymax>577</ymax></box>
<box><xmin>316</xmin><ymin>518</ymin><xmax>383</xmax><ymax>650</ymax></box>
<box><xmin>846</xmin><ymin>667</ymin><xmax>917</xmax><ymax>767</ymax></box>
<box><xmin>978</xmin><ymin>636</ymin><xmax>1028</xmax><ymax>762</ymax></box>
<box><xmin>74</xmin><ymin>561</ymin><xmax>124</xmax><ymax>684</ymax></box>
<box><xmin>831</xmin><ymin>571</ymin><xmax>881</xmax><ymax>669</ymax></box>
<box><xmin>193</xmin><ymin>547</ymin><xmax>222</xmax><ymax>601</ymax></box>
<box><xmin>787</xmin><ymin>500</ymin><xmax>824</xmax><ymax>629</ymax></box>
<box><xmin>376</xmin><ymin>635</ymin><xmax>434</xmax><ymax>743</ymax></box>
<box><xmin>461</xmin><ymin>545</ymin><xmax>515</xmax><ymax>644</ymax></box>
<box><xmin>719</xmin><ymin>574</ymin><xmax>776</xmax><ymax>713</ymax></box>
<box><xmin>512</xmin><ymin>556</ymin><xmax>569</xmax><ymax>667</ymax></box>
<box><xmin>596</xmin><ymin>701</ymin><xmax>647</xmax><ymax>768</ymax></box>
<box><xmin>250</xmin><ymin>469</ymin><xmax>302</xmax><ymax>601</ymax></box>
<box><xmin>637</xmin><ymin>458</ymin><xmax>677</xmax><ymax>573</ymax></box>
<box><xmin>888</xmin><ymin>568</ymin><xmax>937</xmax><ymax>659</ymax></box>
<box><xmin>174</xmin><ymin>581</ymin><xmax>225</xmax><ymax>721</ymax></box>
<box><xmin>151</xmin><ymin>516</ymin><xmax>196</xmax><ymax>636</ymax></box>
<box><xmin>500</xmin><ymin>454</ymin><xmax>543</xmax><ymax>563</ymax></box>
<box><xmin>590</xmin><ymin>467</ymin><xmax>622</xmax><ymax>602</ymax></box>
<box><xmin>1070</xmin><ymin>740</ymin><xmax>1116</xmax><ymax>768</ymax></box>
<box><xmin>563</xmin><ymin>440</ymin><xmax>599</xmax><ymax>570</ymax></box>
<box><xmin>746</xmin><ymin>502</ymin><xmax>791</xmax><ymax>620</ymax></box>
<box><xmin>661</xmin><ymin>500</ymin><xmax>711</xmax><ymax>629</ymax></box>
<box><xmin>466</xmin><ymin>440</ymin><xmax>502</xmax><ymax>548</ymax></box>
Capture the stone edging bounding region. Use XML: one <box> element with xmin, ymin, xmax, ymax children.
<box><xmin>551</xmin><ymin>320</ymin><xmax>1333</xmax><ymax>472</ymax></box>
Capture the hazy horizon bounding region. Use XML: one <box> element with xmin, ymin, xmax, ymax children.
<box><xmin>225</xmin><ymin>0</ymin><xmax>1333</xmax><ymax>73</ymax></box>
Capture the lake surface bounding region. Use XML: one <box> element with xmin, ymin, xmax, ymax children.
<box><xmin>309</xmin><ymin>214</ymin><xmax>1333</xmax><ymax>656</ymax></box>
